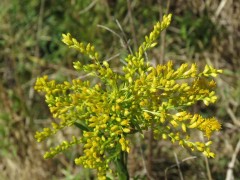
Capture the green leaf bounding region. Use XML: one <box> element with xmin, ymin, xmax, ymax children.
<box><xmin>74</xmin><ymin>122</ymin><xmax>90</xmax><ymax>131</ymax></box>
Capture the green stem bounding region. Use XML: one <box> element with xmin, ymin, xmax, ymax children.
<box><xmin>115</xmin><ymin>151</ymin><xmax>129</xmax><ymax>180</ymax></box>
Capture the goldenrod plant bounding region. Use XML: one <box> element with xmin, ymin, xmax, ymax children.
<box><xmin>34</xmin><ymin>14</ymin><xmax>222</xmax><ymax>179</ymax></box>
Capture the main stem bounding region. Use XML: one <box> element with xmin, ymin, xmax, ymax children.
<box><xmin>115</xmin><ymin>151</ymin><xmax>129</xmax><ymax>180</ymax></box>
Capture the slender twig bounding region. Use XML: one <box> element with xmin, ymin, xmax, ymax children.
<box><xmin>97</xmin><ymin>23</ymin><xmax>132</xmax><ymax>55</ymax></box>
<box><xmin>35</xmin><ymin>0</ymin><xmax>45</xmax><ymax>58</ymax></box>
<box><xmin>165</xmin><ymin>156</ymin><xmax>197</xmax><ymax>180</ymax></box>
<box><xmin>79</xmin><ymin>0</ymin><xmax>98</xmax><ymax>14</ymax></box>
<box><xmin>127</xmin><ymin>0</ymin><xmax>138</xmax><ymax>50</ymax></box>
<box><xmin>226</xmin><ymin>139</ymin><xmax>240</xmax><ymax>180</ymax></box>
<box><xmin>97</xmin><ymin>24</ymin><xmax>122</xmax><ymax>40</ymax></box>
<box><xmin>226</xmin><ymin>106</ymin><xmax>240</xmax><ymax>127</ymax></box>
<box><xmin>174</xmin><ymin>153</ymin><xmax>184</xmax><ymax>180</ymax></box>
<box><xmin>215</xmin><ymin>0</ymin><xmax>228</xmax><ymax>17</ymax></box>
<box><xmin>115</xmin><ymin>19</ymin><xmax>133</xmax><ymax>55</ymax></box>
<box><xmin>136</xmin><ymin>134</ymin><xmax>154</xmax><ymax>180</ymax></box>
<box><xmin>105</xmin><ymin>53</ymin><xmax>121</xmax><ymax>62</ymax></box>
<box><xmin>158</xmin><ymin>0</ymin><xmax>170</xmax><ymax>65</ymax></box>
<box><xmin>204</xmin><ymin>154</ymin><xmax>212</xmax><ymax>180</ymax></box>
<box><xmin>147</xmin><ymin>124</ymin><xmax>154</xmax><ymax>178</ymax></box>
<box><xmin>199</xmin><ymin>132</ymin><xmax>213</xmax><ymax>180</ymax></box>
<box><xmin>31</xmin><ymin>0</ymin><xmax>46</xmax><ymax>109</ymax></box>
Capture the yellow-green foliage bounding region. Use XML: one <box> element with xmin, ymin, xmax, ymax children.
<box><xmin>34</xmin><ymin>14</ymin><xmax>222</xmax><ymax>179</ymax></box>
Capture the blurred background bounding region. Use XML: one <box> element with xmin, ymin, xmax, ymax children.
<box><xmin>0</xmin><ymin>0</ymin><xmax>239</xmax><ymax>179</ymax></box>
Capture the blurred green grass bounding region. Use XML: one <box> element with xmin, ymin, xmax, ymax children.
<box><xmin>0</xmin><ymin>0</ymin><xmax>240</xmax><ymax>179</ymax></box>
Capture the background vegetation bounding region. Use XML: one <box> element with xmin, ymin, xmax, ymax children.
<box><xmin>0</xmin><ymin>0</ymin><xmax>239</xmax><ymax>179</ymax></box>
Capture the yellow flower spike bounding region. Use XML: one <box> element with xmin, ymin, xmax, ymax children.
<box><xmin>186</xmin><ymin>141</ymin><xmax>193</xmax><ymax>148</ymax></box>
<box><xmin>101</xmin><ymin>136</ymin><xmax>106</xmax><ymax>141</ymax></box>
<box><xmin>100</xmin><ymin>124</ymin><xmax>107</xmax><ymax>129</ymax></box>
<box><xmin>197</xmin><ymin>146</ymin><xmax>204</xmax><ymax>152</ymax></box>
<box><xmin>175</xmin><ymin>111</ymin><xmax>187</xmax><ymax>117</ymax></box>
<box><xmin>83</xmin><ymin>132</ymin><xmax>91</xmax><ymax>138</ymax></box>
<box><xmin>170</xmin><ymin>120</ymin><xmax>178</xmax><ymax>127</ymax></box>
<box><xmin>115</xmin><ymin>104</ymin><xmax>121</xmax><ymax>111</ymax></box>
<box><xmin>181</xmin><ymin>123</ymin><xmax>187</xmax><ymax>132</ymax></box>
<box><xmin>179</xmin><ymin>140</ymin><xmax>184</xmax><ymax>146</ymax></box>
<box><xmin>116</xmin><ymin>98</ymin><xmax>123</xmax><ymax>103</ymax></box>
<box><xmin>122</xmin><ymin>128</ymin><xmax>131</xmax><ymax>133</ymax></box>
<box><xmin>109</xmin><ymin>143</ymin><xmax>114</xmax><ymax>148</ymax></box>
<box><xmin>189</xmin><ymin>114</ymin><xmax>198</xmax><ymax>124</ymax></box>
<box><xmin>111</xmin><ymin>105</ymin><xmax>115</xmax><ymax>112</ymax></box>
<box><xmin>110</xmin><ymin>125</ymin><xmax>119</xmax><ymax>132</ymax></box>
<box><xmin>203</xmin><ymin>150</ymin><xmax>213</xmax><ymax>158</ymax></box>
<box><xmin>139</xmin><ymin>101</ymin><xmax>145</xmax><ymax>107</ymax></box>
<box><xmin>188</xmin><ymin>121</ymin><xmax>198</xmax><ymax>129</ymax></box>
<box><xmin>128</xmin><ymin>77</ymin><xmax>133</xmax><ymax>84</ymax></box>
<box><xmin>120</xmin><ymin>119</ymin><xmax>129</xmax><ymax>126</ymax></box>
<box><xmin>160</xmin><ymin>116</ymin><xmax>166</xmax><ymax>123</ymax></box>
<box><xmin>89</xmin><ymin>122</ymin><xmax>97</xmax><ymax>128</ymax></box>
<box><xmin>51</xmin><ymin>122</ymin><xmax>59</xmax><ymax>130</ymax></box>
<box><xmin>150</xmin><ymin>87</ymin><xmax>157</xmax><ymax>92</ymax></box>
<box><xmin>62</xmin><ymin>33</ymin><xmax>73</xmax><ymax>46</ymax></box>
<box><xmin>208</xmin><ymin>152</ymin><xmax>215</xmax><ymax>158</ymax></box>
<box><xmin>174</xmin><ymin>134</ymin><xmax>180</xmax><ymax>141</ymax></box>
<box><xmin>205</xmin><ymin>141</ymin><xmax>213</xmax><ymax>146</ymax></box>
<box><xmin>162</xmin><ymin>134</ymin><xmax>167</xmax><ymax>140</ymax></box>
<box><xmin>119</xmin><ymin>137</ymin><xmax>129</xmax><ymax>152</ymax></box>
<box><xmin>84</xmin><ymin>143</ymin><xmax>92</xmax><ymax>149</ymax></box>
<box><xmin>143</xmin><ymin>112</ymin><xmax>151</xmax><ymax>121</ymax></box>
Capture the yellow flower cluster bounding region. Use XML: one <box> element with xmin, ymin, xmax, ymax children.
<box><xmin>44</xmin><ymin>136</ymin><xmax>81</xmax><ymax>159</ymax></box>
<box><xmin>35</xmin><ymin>14</ymin><xmax>222</xmax><ymax>178</ymax></box>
